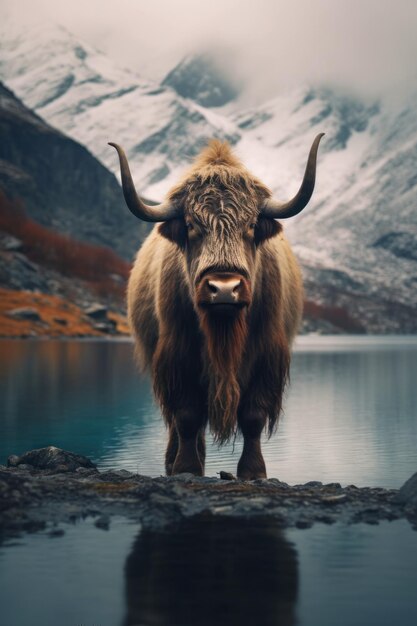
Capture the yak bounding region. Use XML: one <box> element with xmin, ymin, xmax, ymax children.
<box><xmin>109</xmin><ymin>134</ymin><xmax>323</xmax><ymax>479</ymax></box>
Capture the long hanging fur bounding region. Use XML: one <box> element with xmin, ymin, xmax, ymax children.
<box><xmin>199</xmin><ymin>309</ymin><xmax>249</xmax><ymax>443</ymax></box>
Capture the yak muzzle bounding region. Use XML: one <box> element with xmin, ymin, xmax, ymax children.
<box><xmin>196</xmin><ymin>272</ymin><xmax>251</xmax><ymax>314</ymax></box>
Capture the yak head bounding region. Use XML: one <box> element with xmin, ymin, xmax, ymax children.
<box><xmin>109</xmin><ymin>135</ymin><xmax>323</xmax><ymax>442</ymax></box>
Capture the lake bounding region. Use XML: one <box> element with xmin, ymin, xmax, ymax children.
<box><xmin>0</xmin><ymin>336</ymin><xmax>417</xmax><ymax>626</ymax></box>
<box><xmin>1</xmin><ymin>336</ymin><xmax>416</xmax><ymax>486</ymax></box>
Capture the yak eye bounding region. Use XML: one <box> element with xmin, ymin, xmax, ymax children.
<box><xmin>186</xmin><ymin>222</ymin><xmax>194</xmax><ymax>231</ymax></box>
<box><xmin>249</xmin><ymin>223</ymin><xmax>256</xmax><ymax>229</ymax></box>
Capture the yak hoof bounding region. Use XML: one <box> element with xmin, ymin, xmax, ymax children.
<box><xmin>172</xmin><ymin>458</ymin><xmax>203</xmax><ymax>477</ymax></box>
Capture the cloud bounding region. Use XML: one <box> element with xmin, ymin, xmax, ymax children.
<box><xmin>3</xmin><ymin>0</ymin><xmax>417</xmax><ymax>99</ymax></box>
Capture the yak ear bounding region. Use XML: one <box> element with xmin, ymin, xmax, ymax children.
<box><xmin>254</xmin><ymin>217</ymin><xmax>282</xmax><ymax>245</ymax></box>
<box><xmin>158</xmin><ymin>218</ymin><xmax>187</xmax><ymax>249</ymax></box>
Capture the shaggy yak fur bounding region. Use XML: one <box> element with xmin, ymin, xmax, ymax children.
<box><xmin>127</xmin><ymin>141</ymin><xmax>304</xmax><ymax>479</ymax></box>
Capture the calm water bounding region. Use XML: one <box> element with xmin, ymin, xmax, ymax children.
<box><xmin>0</xmin><ymin>517</ymin><xmax>416</xmax><ymax>626</ymax></box>
<box><xmin>1</xmin><ymin>336</ymin><xmax>416</xmax><ymax>487</ymax></box>
<box><xmin>1</xmin><ymin>337</ymin><xmax>417</xmax><ymax>626</ymax></box>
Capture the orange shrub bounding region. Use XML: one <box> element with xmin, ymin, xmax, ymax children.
<box><xmin>304</xmin><ymin>299</ymin><xmax>364</xmax><ymax>332</ymax></box>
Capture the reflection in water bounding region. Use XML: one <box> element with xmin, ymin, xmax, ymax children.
<box><xmin>1</xmin><ymin>516</ymin><xmax>417</xmax><ymax>626</ymax></box>
<box><xmin>0</xmin><ymin>339</ymin><xmax>163</xmax><ymax>470</ymax></box>
<box><xmin>123</xmin><ymin>516</ymin><xmax>298</xmax><ymax>626</ymax></box>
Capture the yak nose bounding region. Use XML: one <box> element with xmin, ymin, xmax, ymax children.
<box><xmin>208</xmin><ymin>278</ymin><xmax>242</xmax><ymax>304</ymax></box>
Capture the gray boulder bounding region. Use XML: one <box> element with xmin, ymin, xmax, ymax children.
<box><xmin>85</xmin><ymin>304</ymin><xmax>108</xmax><ymax>321</ymax></box>
<box><xmin>7</xmin><ymin>446</ymin><xmax>96</xmax><ymax>472</ymax></box>
<box><xmin>397</xmin><ymin>472</ymin><xmax>417</xmax><ymax>508</ymax></box>
<box><xmin>7</xmin><ymin>307</ymin><xmax>41</xmax><ymax>321</ymax></box>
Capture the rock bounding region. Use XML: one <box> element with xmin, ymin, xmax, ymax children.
<box><xmin>85</xmin><ymin>304</ymin><xmax>108</xmax><ymax>321</ymax></box>
<box><xmin>75</xmin><ymin>467</ymin><xmax>98</xmax><ymax>476</ymax></box>
<box><xmin>321</xmin><ymin>494</ymin><xmax>348</xmax><ymax>505</ymax></box>
<box><xmin>1</xmin><ymin>234</ymin><xmax>23</xmax><ymax>252</ymax></box>
<box><xmin>93</xmin><ymin>320</ymin><xmax>117</xmax><ymax>334</ymax></box>
<box><xmin>296</xmin><ymin>519</ymin><xmax>313</xmax><ymax>529</ymax></box>
<box><xmin>7</xmin><ymin>446</ymin><xmax>96</xmax><ymax>472</ymax></box>
<box><xmin>7</xmin><ymin>307</ymin><xmax>41</xmax><ymax>321</ymax></box>
<box><xmin>219</xmin><ymin>471</ymin><xmax>235</xmax><ymax>481</ymax></box>
<box><xmin>111</xmin><ymin>469</ymin><xmax>134</xmax><ymax>478</ymax></box>
<box><xmin>268</xmin><ymin>478</ymin><xmax>290</xmax><ymax>488</ymax></box>
<box><xmin>13</xmin><ymin>254</ymin><xmax>38</xmax><ymax>272</ymax></box>
<box><xmin>48</xmin><ymin>528</ymin><xmax>65</xmax><ymax>538</ymax></box>
<box><xmin>169</xmin><ymin>472</ymin><xmax>196</xmax><ymax>482</ymax></box>
<box><xmin>110</xmin><ymin>273</ymin><xmax>124</xmax><ymax>285</ymax></box>
<box><xmin>95</xmin><ymin>515</ymin><xmax>110</xmax><ymax>530</ymax></box>
<box><xmin>55</xmin><ymin>464</ymin><xmax>70</xmax><ymax>473</ymax></box>
<box><xmin>397</xmin><ymin>471</ymin><xmax>417</xmax><ymax>507</ymax></box>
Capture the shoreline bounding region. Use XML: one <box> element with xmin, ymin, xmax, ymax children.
<box><xmin>1</xmin><ymin>447</ymin><xmax>416</xmax><ymax>541</ymax></box>
<box><xmin>1</xmin><ymin>334</ymin><xmax>417</xmax><ymax>343</ymax></box>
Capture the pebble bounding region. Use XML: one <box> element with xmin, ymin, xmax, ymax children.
<box><xmin>219</xmin><ymin>471</ymin><xmax>235</xmax><ymax>480</ymax></box>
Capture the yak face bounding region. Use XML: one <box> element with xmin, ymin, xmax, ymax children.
<box><xmin>159</xmin><ymin>179</ymin><xmax>281</xmax><ymax>317</ymax></box>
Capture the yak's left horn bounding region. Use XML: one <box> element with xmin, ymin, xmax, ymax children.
<box><xmin>108</xmin><ymin>142</ymin><xmax>181</xmax><ymax>222</ymax></box>
<box><xmin>261</xmin><ymin>133</ymin><xmax>325</xmax><ymax>219</ymax></box>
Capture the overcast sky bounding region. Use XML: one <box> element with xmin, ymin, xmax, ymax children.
<box><xmin>3</xmin><ymin>0</ymin><xmax>417</xmax><ymax>100</ymax></box>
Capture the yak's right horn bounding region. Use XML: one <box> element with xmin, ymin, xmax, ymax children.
<box><xmin>109</xmin><ymin>142</ymin><xmax>181</xmax><ymax>222</ymax></box>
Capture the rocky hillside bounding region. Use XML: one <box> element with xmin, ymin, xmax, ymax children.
<box><xmin>0</xmin><ymin>190</ymin><xmax>131</xmax><ymax>338</ymax></box>
<box><xmin>0</xmin><ymin>81</ymin><xmax>147</xmax><ymax>261</ymax></box>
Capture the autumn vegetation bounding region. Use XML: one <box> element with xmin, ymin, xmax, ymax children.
<box><xmin>304</xmin><ymin>299</ymin><xmax>364</xmax><ymax>333</ymax></box>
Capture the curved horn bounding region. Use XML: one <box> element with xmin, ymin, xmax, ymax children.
<box><xmin>108</xmin><ymin>142</ymin><xmax>181</xmax><ymax>222</ymax></box>
<box><xmin>261</xmin><ymin>133</ymin><xmax>325</xmax><ymax>219</ymax></box>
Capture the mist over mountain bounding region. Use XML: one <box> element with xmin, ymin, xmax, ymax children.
<box><xmin>1</xmin><ymin>17</ymin><xmax>416</xmax><ymax>332</ymax></box>
<box><xmin>162</xmin><ymin>54</ymin><xmax>240</xmax><ymax>107</ymax></box>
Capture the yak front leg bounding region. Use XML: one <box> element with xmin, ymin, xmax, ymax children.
<box><xmin>197</xmin><ymin>428</ymin><xmax>206</xmax><ymax>474</ymax></box>
<box><xmin>165</xmin><ymin>423</ymin><xmax>179</xmax><ymax>476</ymax></box>
<box><xmin>166</xmin><ymin>421</ymin><xmax>206</xmax><ymax>475</ymax></box>
<box><xmin>172</xmin><ymin>409</ymin><xmax>206</xmax><ymax>476</ymax></box>
<box><xmin>237</xmin><ymin>409</ymin><xmax>267</xmax><ymax>480</ymax></box>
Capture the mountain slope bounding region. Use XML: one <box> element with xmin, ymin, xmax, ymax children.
<box><xmin>0</xmin><ymin>81</ymin><xmax>147</xmax><ymax>260</ymax></box>
<box><xmin>162</xmin><ymin>53</ymin><xmax>240</xmax><ymax>107</ymax></box>
<box><xmin>290</xmin><ymin>95</ymin><xmax>417</xmax><ymax>332</ymax></box>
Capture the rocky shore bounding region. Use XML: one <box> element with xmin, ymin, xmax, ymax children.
<box><xmin>1</xmin><ymin>447</ymin><xmax>417</xmax><ymax>541</ymax></box>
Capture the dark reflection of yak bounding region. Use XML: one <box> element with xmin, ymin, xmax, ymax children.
<box><xmin>123</xmin><ymin>515</ymin><xmax>298</xmax><ymax>626</ymax></box>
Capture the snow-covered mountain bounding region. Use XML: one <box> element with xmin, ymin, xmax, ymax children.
<box><xmin>0</xmin><ymin>20</ymin><xmax>240</xmax><ymax>201</ymax></box>
<box><xmin>1</xmin><ymin>17</ymin><xmax>416</xmax><ymax>332</ymax></box>
<box><xmin>162</xmin><ymin>53</ymin><xmax>240</xmax><ymax>107</ymax></box>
